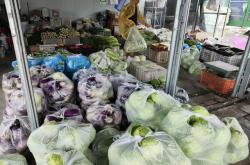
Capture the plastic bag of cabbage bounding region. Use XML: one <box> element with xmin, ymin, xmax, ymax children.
<box><xmin>188</xmin><ymin>61</ymin><xmax>204</xmax><ymax>77</ymax></box>
<box><xmin>73</xmin><ymin>68</ymin><xmax>97</xmax><ymax>83</ymax></box>
<box><xmin>222</xmin><ymin>117</ymin><xmax>249</xmax><ymax>164</ymax></box>
<box><xmin>4</xmin><ymin>88</ymin><xmax>47</xmax><ymax>120</ymax></box>
<box><xmin>90</xmin><ymin>48</ymin><xmax>127</xmax><ymax>74</ymax></box>
<box><xmin>27</xmin><ymin>121</ymin><xmax>96</xmax><ymax>164</ymax></box>
<box><xmin>40</xmin><ymin>72</ymin><xmax>74</xmax><ymax>108</ymax></box>
<box><xmin>29</xmin><ymin>65</ymin><xmax>55</xmax><ymax>87</ymax></box>
<box><xmin>43</xmin><ymin>54</ymin><xmax>65</xmax><ymax>72</ymax></box>
<box><xmin>125</xmin><ymin>89</ymin><xmax>180</xmax><ymax>128</ymax></box>
<box><xmin>41</xmin><ymin>150</ymin><xmax>93</xmax><ymax>165</ymax></box>
<box><xmin>161</xmin><ymin>107</ymin><xmax>231</xmax><ymax>165</ymax></box>
<box><xmin>2</xmin><ymin>71</ymin><xmax>22</xmax><ymax>100</ymax></box>
<box><xmin>0</xmin><ymin>153</ymin><xmax>28</xmax><ymax>165</ymax></box>
<box><xmin>0</xmin><ymin>117</ymin><xmax>31</xmax><ymax>154</ymax></box>
<box><xmin>181</xmin><ymin>46</ymin><xmax>200</xmax><ymax>69</ymax></box>
<box><xmin>108</xmin><ymin>124</ymin><xmax>191</xmax><ymax>165</ymax></box>
<box><xmin>92</xmin><ymin>128</ymin><xmax>120</xmax><ymax>165</ymax></box>
<box><xmin>44</xmin><ymin>104</ymin><xmax>83</xmax><ymax>123</ymax></box>
<box><xmin>78</xmin><ymin>73</ymin><xmax>113</xmax><ymax>109</ymax></box>
<box><xmin>86</xmin><ymin>104</ymin><xmax>122</xmax><ymax>130</ymax></box>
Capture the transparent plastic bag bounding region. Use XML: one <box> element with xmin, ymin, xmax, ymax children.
<box><xmin>124</xmin><ymin>26</ymin><xmax>147</xmax><ymax>53</ymax></box>
<box><xmin>41</xmin><ymin>150</ymin><xmax>93</xmax><ymax>165</ymax></box>
<box><xmin>92</xmin><ymin>128</ymin><xmax>120</xmax><ymax>165</ymax></box>
<box><xmin>44</xmin><ymin>104</ymin><xmax>84</xmax><ymax>123</ymax></box>
<box><xmin>30</xmin><ymin>65</ymin><xmax>55</xmax><ymax>87</ymax></box>
<box><xmin>40</xmin><ymin>72</ymin><xmax>74</xmax><ymax>108</ymax></box>
<box><xmin>0</xmin><ymin>153</ymin><xmax>28</xmax><ymax>165</ymax></box>
<box><xmin>161</xmin><ymin>108</ymin><xmax>231</xmax><ymax>165</ymax></box>
<box><xmin>0</xmin><ymin>117</ymin><xmax>31</xmax><ymax>154</ymax></box>
<box><xmin>189</xmin><ymin>61</ymin><xmax>205</xmax><ymax>77</ymax></box>
<box><xmin>174</xmin><ymin>87</ymin><xmax>190</xmax><ymax>104</ymax></box>
<box><xmin>222</xmin><ymin>117</ymin><xmax>249</xmax><ymax>164</ymax></box>
<box><xmin>108</xmin><ymin>124</ymin><xmax>191</xmax><ymax>165</ymax></box>
<box><xmin>125</xmin><ymin>88</ymin><xmax>180</xmax><ymax>129</ymax></box>
<box><xmin>86</xmin><ymin>104</ymin><xmax>122</xmax><ymax>130</ymax></box>
<box><xmin>181</xmin><ymin>46</ymin><xmax>200</xmax><ymax>69</ymax></box>
<box><xmin>27</xmin><ymin>121</ymin><xmax>96</xmax><ymax>164</ymax></box>
<box><xmin>78</xmin><ymin>73</ymin><xmax>114</xmax><ymax>109</ymax></box>
<box><xmin>4</xmin><ymin>88</ymin><xmax>47</xmax><ymax>119</ymax></box>
<box><xmin>73</xmin><ymin>68</ymin><xmax>97</xmax><ymax>83</ymax></box>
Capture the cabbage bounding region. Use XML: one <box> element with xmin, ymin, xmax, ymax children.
<box><xmin>2</xmin><ymin>71</ymin><xmax>22</xmax><ymax>99</ymax></box>
<box><xmin>89</xmin><ymin>49</ymin><xmax>127</xmax><ymax>74</ymax></box>
<box><xmin>181</xmin><ymin>46</ymin><xmax>200</xmax><ymax>69</ymax></box>
<box><xmin>125</xmin><ymin>89</ymin><xmax>180</xmax><ymax>128</ymax></box>
<box><xmin>116</xmin><ymin>82</ymin><xmax>151</xmax><ymax>109</ymax></box>
<box><xmin>0</xmin><ymin>117</ymin><xmax>31</xmax><ymax>154</ymax></box>
<box><xmin>40</xmin><ymin>72</ymin><xmax>74</xmax><ymax>108</ymax></box>
<box><xmin>45</xmin><ymin>104</ymin><xmax>84</xmax><ymax>123</ymax></box>
<box><xmin>5</xmin><ymin>88</ymin><xmax>47</xmax><ymax>119</ymax></box>
<box><xmin>188</xmin><ymin>61</ymin><xmax>204</xmax><ymax>77</ymax></box>
<box><xmin>92</xmin><ymin>128</ymin><xmax>120</xmax><ymax>165</ymax></box>
<box><xmin>222</xmin><ymin>117</ymin><xmax>249</xmax><ymax>164</ymax></box>
<box><xmin>27</xmin><ymin>121</ymin><xmax>96</xmax><ymax>164</ymax></box>
<box><xmin>86</xmin><ymin>104</ymin><xmax>122</xmax><ymax>130</ymax></box>
<box><xmin>30</xmin><ymin>65</ymin><xmax>54</xmax><ymax>87</ymax></box>
<box><xmin>41</xmin><ymin>150</ymin><xmax>93</xmax><ymax>165</ymax></box>
<box><xmin>191</xmin><ymin>105</ymin><xmax>210</xmax><ymax>117</ymax></box>
<box><xmin>78</xmin><ymin>73</ymin><xmax>113</xmax><ymax>109</ymax></box>
<box><xmin>0</xmin><ymin>153</ymin><xmax>28</xmax><ymax>165</ymax></box>
<box><xmin>108</xmin><ymin>124</ymin><xmax>191</xmax><ymax>165</ymax></box>
<box><xmin>42</xmin><ymin>55</ymin><xmax>65</xmax><ymax>72</ymax></box>
<box><xmin>161</xmin><ymin>108</ymin><xmax>231</xmax><ymax>165</ymax></box>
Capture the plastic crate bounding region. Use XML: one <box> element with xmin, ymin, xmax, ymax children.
<box><xmin>213</xmin><ymin>53</ymin><xmax>242</xmax><ymax>66</ymax></box>
<box><xmin>39</xmin><ymin>44</ymin><xmax>56</xmax><ymax>52</ymax></box>
<box><xmin>128</xmin><ymin>60</ymin><xmax>167</xmax><ymax>82</ymax></box>
<box><xmin>200</xmin><ymin>46</ymin><xmax>216</xmax><ymax>62</ymax></box>
<box><xmin>200</xmin><ymin>69</ymin><xmax>236</xmax><ymax>95</ymax></box>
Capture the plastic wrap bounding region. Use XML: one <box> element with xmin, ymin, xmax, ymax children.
<box><xmin>4</xmin><ymin>88</ymin><xmax>47</xmax><ymax>119</ymax></box>
<box><xmin>222</xmin><ymin>117</ymin><xmax>249</xmax><ymax>164</ymax></box>
<box><xmin>45</xmin><ymin>104</ymin><xmax>84</xmax><ymax>123</ymax></box>
<box><xmin>108</xmin><ymin>124</ymin><xmax>191</xmax><ymax>165</ymax></box>
<box><xmin>78</xmin><ymin>73</ymin><xmax>114</xmax><ymax>109</ymax></box>
<box><xmin>43</xmin><ymin>55</ymin><xmax>65</xmax><ymax>72</ymax></box>
<box><xmin>92</xmin><ymin>128</ymin><xmax>120</xmax><ymax>165</ymax></box>
<box><xmin>0</xmin><ymin>153</ymin><xmax>28</xmax><ymax>165</ymax></box>
<box><xmin>65</xmin><ymin>54</ymin><xmax>91</xmax><ymax>78</ymax></box>
<box><xmin>109</xmin><ymin>73</ymin><xmax>138</xmax><ymax>93</ymax></box>
<box><xmin>72</xmin><ymin>68</ymin><xmax>97</xmax><ymax>83</ymax></box>
<box><xmin>124</xmin><ymin>26</ymin><xmax>147</xmax><ymax>53</ymax></box>
<box><xmin>41</xmin><ymin>150</ymin><xmax>93</xmax><ymax>165</ymax></box>
<box><xmin>0</xmin><ymin>117</ymin><xmax>31</xmax><ymax>154</ymax></box>
<box><xmin>30</xmin><ymin>65</ymin><xmax>55</xmax><ymax>87</ymax></box>
<box><xmin>161</xmin><ymin>108</ymin><xmax>231</xmax><ymax>165</ymax></box>
<box><xmin>181</xmin><ymin>46</ymin><xmax>200</xmax><ymax>69</ymax></box>
<box><xmin>27</xmin><ymin>121</ymin><xmax>96</xmax><ymax>164</ymax></box>
<box><xmin>86</xmin><ymin>104</ymin><xmax>122</xmax><ymax>130</ymax></box>
<box><xmin>125</xmin><ymin>88</ymin><xmax>180</xmax><ymax>129</ymax></box>
<box><xmin>40</xmin><ymin>72</ymin><xmax>74</xmax><ymax>108</ymax></box>
<box><xmin>2</xmin><ymin>71</ymin><xmax>22</xmax><ymax>99</ymax></box>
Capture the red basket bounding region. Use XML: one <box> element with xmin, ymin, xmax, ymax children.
<box><xmin>200</xmin><ymin>69</ymin><xmax>236</xmax><ymax>95</ymax></box>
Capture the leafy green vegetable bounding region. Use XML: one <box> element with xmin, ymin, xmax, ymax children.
<box><xmin>47</xmin><ymin>154</ymin><xmax>63</xmax><ymax>165</ymax></box>
<box><xmin>191</xmin><ymin>106</ymin><xmax>210</xmax><ymax>117</ymax></box>
<box><xmin>0</xmin><ymin>154</ymin><xmax>28</xmax><ymax>165</ymax></box>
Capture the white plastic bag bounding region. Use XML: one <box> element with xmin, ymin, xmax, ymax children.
<box><xmin>27</xmin><ymin>121</ymin><xmax>96</xmax><ymax>164</ymax></box>
<box><xmin>108</xmin><ymin>124</ymin><xmax>191</xmax><ymax>165</ymax></box>
<box><xmin>161</xmin><ymin>108</ymin><xmax>231</xmax><ymax>165</ymax></box>
<box><xmin>124</xmin><ymin>26</ymin><xmax>147</xmax><ymax>53</ymax></box>
<box><xmin>222</xmin><ymin>117</ymin><xmax>249</xmax><ymax>164</ymax></box>
<box><xmin>0</xmin><ymin>153</ymin><xmax>28</xmax><ymax>165</ymax></box>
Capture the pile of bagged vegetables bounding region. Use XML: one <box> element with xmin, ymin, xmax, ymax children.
<box><xmin>0</xmin><ymin>48</ymin><xmax>249</xmax><ymax>165</ymax></box>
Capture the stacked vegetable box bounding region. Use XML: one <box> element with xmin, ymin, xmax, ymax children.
<box><xmin>0</xmin><ymin>47</ymin><xmax>249</xmax><ymax>165</ymax></box>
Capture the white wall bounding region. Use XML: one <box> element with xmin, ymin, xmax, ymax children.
<box><xmin>20</xmin><ymin>0</ymin><xmax>145</xmax><ymax>20</ymax></box>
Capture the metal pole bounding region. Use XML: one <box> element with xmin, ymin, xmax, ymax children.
<box><xmin>165</xmin><ymin>0</ymin><xmax>192</xmax><ymax>96</ymax></box>
<box><xmin>232</xmin><ymin>36</ymin><xmax>250</xmax><ymax>97</ymax></box>
<box><xmin>221</xmin><ymin>0</ymin><xmax>231</xmax><ymax>37</ymax></box>
<box><xmin>192</xmin><ymin>0</ymin><xmax>200</xmax><ymax>31</ymax></box>
<box><xmin>5</xmin><ymin>0</ymin><xmax>39</xmax><ymax>130</ymax></box>
<box><xmin>213</xmin><ymin>5</ymin><xmax>221</xmax><ymax>37</ymax></box>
